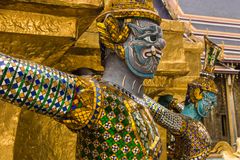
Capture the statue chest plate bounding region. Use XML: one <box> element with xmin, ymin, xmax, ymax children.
<box><xmin>77</xmin><ymin>88</ymin><xmax>161</xmax><ymax>160</ymax></box>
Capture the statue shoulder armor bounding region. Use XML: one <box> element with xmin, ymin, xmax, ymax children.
<box><xmin>58</xmin><ymin>76</ymin><xmax>102</xmax><ymax>131</ymax></box>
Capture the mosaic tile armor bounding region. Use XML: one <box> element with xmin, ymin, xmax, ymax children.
<box><xmin>73</xmin><ymin>85</ymin><xmax>162</xmax><ymax>160</ymax></box>
<box><xmin>0</xmin><ymin>53</ymin><xmax>162</xmax><ymax>159</ymax></box>
<box><xmin>0</xmin><ymin>53</ymin><xmax>213</xmax><ymax>159</ymax></box>
<box><xmin>0</xmin><ymin>1</ymin><xmax>218</xmax><ymax>159</ymax></box>
<box><xmin>145</xmin><ymin>96</ymin><xmax>212</xmax><ymax>160</ymax></box>
<box><xmin>0</xmin><ymin>53</ymin><xmax>75</xmax><ymax>117</ymax></box>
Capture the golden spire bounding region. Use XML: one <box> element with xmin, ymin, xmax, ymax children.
<box><xmin>203</xmin><ymin>36</ymin><xmax>223</xmax><ymax>76</ymax></box>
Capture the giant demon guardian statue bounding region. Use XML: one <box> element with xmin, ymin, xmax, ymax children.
<box><xmin>0</xmin><ymin>0</ymin><xmax>220</xmax><ymax>159</ymax></box>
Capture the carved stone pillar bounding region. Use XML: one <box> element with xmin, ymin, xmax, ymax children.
<box><xmin>204</xmin><ymin>76</ymin><xmax>229</xmax><ymax>144</ymax></box>
<box><xmin>225</xmin><ymin>74</ymin><xmax>238</xmax><ymax>145</ymax></box>
<box><xmin>234</xmin><ymin>77</ymin><xmax>240</xmax><ymax>137</ymax></box>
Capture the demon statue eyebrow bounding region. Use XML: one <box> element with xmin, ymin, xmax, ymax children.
<box><xmin>127</xmin><ymin>23</ymin><xmax>162</xmax><ymax>39</ymax></box>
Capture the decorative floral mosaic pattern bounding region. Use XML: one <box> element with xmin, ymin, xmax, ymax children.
<box><xmin>73</xmin><ymin>86</ymin><xmax>162</xmax><ymax>160</ymax></box>
<box><xmin>78</xmin><ymin>90</ymin><xmax>145</xmax><ymax>160</ymax></box>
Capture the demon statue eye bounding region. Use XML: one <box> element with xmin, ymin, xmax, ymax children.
<box><xmin>144</xmin><ymin>35</ymin><xmax>157</xmax><ymax>43</ymax></box>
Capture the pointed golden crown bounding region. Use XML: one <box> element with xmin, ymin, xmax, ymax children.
<box><xmin>187</xmin><ymin>36</ymin><xmax>222</xmax><ymax>96</ymax></box>
<box><xmin>96</xmin><ymin>0</ymin><xmax>161</xmax><ymax>24</ymax></box>
<box><xmin>202</xmin><ymin>36</ymin><xmax>223</xmax><ymax>76</ymax></box>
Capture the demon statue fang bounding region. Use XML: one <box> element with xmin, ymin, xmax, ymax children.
<box><xmin>0</xmin><ymin>0</ymin><xmax>219</xmax><ymax>159</ymax></box>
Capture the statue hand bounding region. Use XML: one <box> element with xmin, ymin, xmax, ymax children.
<box><xmin>158</xmin><ymin>95</ymin><xmax>173</xmax><ymax>108</ymax></box>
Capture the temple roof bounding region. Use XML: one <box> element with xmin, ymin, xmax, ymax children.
<box><xmin>178</xmin><ymin>0</ymin><xmax>240</xmax><ymax>19</ymax></box>
<box><xmin>158</xmin><ymin>0</ymin><xmax>240</xmax><ymax>74</ymax></box>
<box><xmin>178</xmin><ymin>0</ymin><xmax>240</xmax><ymax>54</ymax></box>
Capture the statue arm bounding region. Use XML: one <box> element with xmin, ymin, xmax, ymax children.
<box><xmin>158</xmin><ymin>77</ymin><xmax>217</xmax><ymax>121</ymax></box>
<box><xmin>163</xmin><ymin>96</ymin><xmax>203</xmax><ymax>120</ymax></box>
<box><xmin>0</xmin><ymin>53</ymin><xmax>98</xmax><ymax>130</ymax></box>
<box><xmin>145</xmin><ymin>96</ymin><xmax>186</xmax><ymax>135</ymax></box>
<box><xmin>159</xmin><ymin>95</ymin><xmax>185</xmax><ymax>113</ymax></box>
<box><xmin>145</xmin><ymin>95</ymin><xmax>212</xmax><ymax>159</ymax></box>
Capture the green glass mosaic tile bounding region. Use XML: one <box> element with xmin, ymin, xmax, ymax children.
<box><xmin>108</xmin><ymin>127</ymin><xmax>117</xmax><ymax>135</ymax></box>
<box><xmin>106</xmin><ymin>96</ymin><xmax>113</xmax><ymax>102</ymax></box>
<box><xmin>101</xmin><ymin>115</ymin><xmax>109</xmax><ymax>124</ymax></box>
<box><xmin>130</xmin><ymin>132</ymin><xmax>135</xmax><ymax>138</ymax></box>
<box><xmin>97</xmin><ymin>146</ymin><xmax>103</xmax><ymax>153</ymax></box>
<box><xmin>128</xmin><ymin>141</ymin><xmax>137</xmax><ymax>148</ymax></box>
<box><xmin>116</xmin><ymin>139</ymin><xmax>125</xmax><ymax>148</ymax></box>
<box><xmin>106</xmin><ymin>138</ymin><xmax>115</xmax><ymax>145</ymax></box>
<box><xmin>105</xmin><ymin>149</ymin><xmax>113</xmax><ymax>156</ymax></box>
<box><xmin>122</xmin><ymin>119</ymin><xmax>129</xmax><ymax>126</ymax></box>
<box><xmin>123</xmin><ymin>110</ymin><xmax>129</xmax><ymax>116</ymax></box>
<box><xmin>105</xmin><ymin>106</ymin><xmax>112</xmax><ymax>113</ymax></box>
<box><xmin>114</xmin><ymin>107</ymin><xmax>120</xmax><ymax>115</ymax></box>
<box><xmin>126</xmin><ymin>151</ymin><xmax>134</xmax><ymax>159</ymax></box>
<box><xmin>115</xmin><ymin>99</ymin><xmax>121</xmax><ymax>105</ymax></box>
<box><xmin>99</xmin><ymin>127</ymin><xmax>105</xmax><ymax>134</ymax></box>
<box><xmin>116</xmin><ymin>150</ymin><xmax>124</xmax><ymax>158</ymax></box>
<box><xmin>136</xmin><ymin>151</ymin><xmax>144</xmax><ymax>159</ymax></box>
<box><xmin>111</xmin><ymin>117</ymin><xmax>118</xmax><ymax>124</ymax></box>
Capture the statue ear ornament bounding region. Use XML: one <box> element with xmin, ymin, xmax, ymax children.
<box><xmin>97</xmin><ymin>14</ymin><xmax>131</xmax><ymax>60</ymax></box>
<box><xmin>189</xmin><ymin>87</ymin><xmax>203</xmax><ymax>103</ymax></box>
